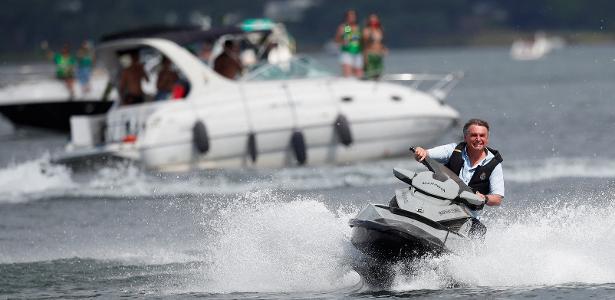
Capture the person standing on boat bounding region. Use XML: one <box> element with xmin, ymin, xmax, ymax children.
<box><xmin>42</xmin><ymin>42</ymin><xmax>76</xmax><ymax>99</ymax></box>
<box><xmin>76</xmin><ymin>40</ymin><xmax>95</xmax><ymax>94</ymax></box>
<box><xmin>413</xmin><ymin>118</ymin><xmax>504</xmax><ymax>208</ymax></box>
<box><xmin>119</xmin><ymin>50</ymin><xmax>149</xmax><ymax>105</ymax></box>
<box><xmin>214</xmin><ymin>40</ymin><xmax>243</xmax><ymax>79</ymax></box>
<box><xmin>155</xmin><ymin>56</ymin><xmax>179</xmax><ymax>100</ymax></box>
<box><xmin>335</xmin><ymin>9</ymin><xmax>363</xmax><ymax>78</ymax></box>
<box><xmin>362</xmin><ymin>13</ymin><xmax>386</xmax><ymax>79</ymax></box>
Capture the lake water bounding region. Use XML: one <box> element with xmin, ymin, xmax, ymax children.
<box><xmin>1</xmin><ymin>45</ymin><xmax>615</xmax><ymax>299</ymax></box>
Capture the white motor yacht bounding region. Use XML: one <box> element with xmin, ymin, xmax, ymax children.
<box><xmin>55</xmin><ymin>37</ymin><xmax>462</xmax><ymax>171</ymax></box>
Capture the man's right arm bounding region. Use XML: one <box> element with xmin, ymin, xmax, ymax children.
<box><xmin>413</xmin><ymin>147</ymin><xmax>429</xmax><ymax>161</ymax></box>
<box><xmin>484</xmin><ymin>163</ymin><xmax>504</xmax><ymax>206</ymax></box>
<box><xmin>414</xmin><ymin>143</ymin><xmax>456</xmax><ymax>164</ymax></box>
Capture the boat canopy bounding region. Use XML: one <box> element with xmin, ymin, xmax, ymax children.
<box><xmin>100</xmin><ymin>25</ymin><xmax>268</xmax><ymax>46</ymax></box>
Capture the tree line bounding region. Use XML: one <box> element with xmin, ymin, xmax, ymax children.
<box><xmin>2</xmin><ymin>0</ymin><xmax>614</xmax><ymax>56</ymax></box>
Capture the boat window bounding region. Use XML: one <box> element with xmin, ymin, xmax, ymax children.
<box><xmin>114</xmin><ymin>47</ymin><xmax>190</xmax><ymax>105</ymax></box>
<box><xmin>242</xmin><ymin>56</ymin><xmax>333</xmax><ymax>81</ymax></box>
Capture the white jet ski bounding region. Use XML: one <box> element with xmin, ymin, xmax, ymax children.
<box><xmin>348</xmin><ymin>148</ymin><xmax>486</xmax><ymax>286</ymax></box>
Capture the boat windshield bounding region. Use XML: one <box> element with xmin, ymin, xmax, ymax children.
<box><xmin>242</xmin><ymin>56</ymin><xmax>334</xmax><ymax>81</ymax></box>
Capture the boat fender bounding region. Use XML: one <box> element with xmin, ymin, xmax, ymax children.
<box><xmin>290</xmin><ymin>130</ymin><xmax>307</xmax><ymax>165</ymax></box>
<box><xmin>334</xmin><ymin>114</ymin><xmax>353</xmax><ymax>146</ymax></box>
<box><xmin>193</xmin><ymin>120</ymin><xmax>210</xmax><ymax>154</ymax></box>
<box><xmin>247</xmin><ymin>132</ymin><xmax>257</xmax><ymax>162</ymax></box>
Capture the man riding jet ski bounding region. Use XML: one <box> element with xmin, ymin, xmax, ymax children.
<box><xmin>349</xmin><ymin>148</ymin><xmax>487</xmax><ymax>262</ymax></box>
<box><xmin>349</xmin><ymin>119</ymin><xmax>503</xmax><ymax>287</ymax></box>
<box><xmin>413</xmin><ymin>118</ymin><xmax>504</xmax><ymax>210</ymax></box>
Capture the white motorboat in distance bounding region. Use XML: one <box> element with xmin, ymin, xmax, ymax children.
<box><xmin>54</xmin><ymin>37</ymin><xmax>462</xmax><ymax>171</ymax></box>
<box><xmin>510</xmin><ymin>31</ymin><xmax>565</xmax><ymax>61</ymax></box>
<box><xmin>0</xmin><ymin>67</ymin><xmax>112</xmax><ymax>131</ymax></box>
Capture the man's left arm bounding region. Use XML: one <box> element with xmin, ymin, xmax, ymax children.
<box><xmin>484</xmin><ymin>164</ymin><xmax>504</xmax><ymax>206</ymax></box>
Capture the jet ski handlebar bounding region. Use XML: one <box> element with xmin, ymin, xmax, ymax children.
<box><xmin>409</xmin><ymin>146</ymin><xmax>477</xmax><ymax>196</ymax></box>
<box><xmin>409</xmin><ymin>146</ymin><xmax>438</xmax><ymax>174</ymax></box>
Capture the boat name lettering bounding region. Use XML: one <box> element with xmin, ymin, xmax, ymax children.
<box><xmin>439</xmin><ymin>207</ymin><xmax>460</xmax><ymax>215</ymax></box>
<box><xmin>421</xmin><ymin>181</ymin><xmax>445</xmax><ymax>193</ymax></box>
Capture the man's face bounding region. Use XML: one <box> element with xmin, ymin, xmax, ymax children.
<box><xmin>464</xmin><ymin>125</ymin><xmax>489</xmax><ymax>152</ymax></box>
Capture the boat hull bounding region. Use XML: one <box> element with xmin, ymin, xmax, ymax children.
<box><xmin>0</xmin><ymin>101</ymin><xmax>113</xmax><ymax>131</ymax></box>
<box><xmin>57</xmin><ymin>112</ymin><xmax>457</xmax><ymax>171</ymax></box>
<box><xmin>53</xmin><ymin>38</ymin><xmax>462</xmax><ymax>170</ymax></box>
<box><xmin>139</xmin><ymin>115</ymin><xmax>457</xmax><ymax>171</ymax></box>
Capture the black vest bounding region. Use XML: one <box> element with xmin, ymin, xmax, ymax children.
<box><xmin>444</xmin><ymin>142</ymin><xmax>503</xmax><ymax>195</ymax></box>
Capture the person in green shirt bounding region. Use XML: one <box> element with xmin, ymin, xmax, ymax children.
<box><xmin>335</xmin><ymin>10</ymin><xmax>363</xmax><ymax>78</ymax></box>
<box><xmin>42</xmin><ymin>42</ymin><xmax>76</xmax><ymax>98</ymax></box>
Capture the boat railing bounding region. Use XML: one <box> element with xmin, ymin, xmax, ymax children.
<box><xmin>380</xmin><ymin>71</ymin><xmax>464</xmax><ymax>102</ymax></box>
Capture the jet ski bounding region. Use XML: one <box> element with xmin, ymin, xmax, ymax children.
<box><xmin>349</xmin><ymin>148</ymin><xmax>486</xmax><ymax>285</ymax></box>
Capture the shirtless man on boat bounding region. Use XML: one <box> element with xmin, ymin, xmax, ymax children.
<box><xmin>119</xmin><ymin>50</ymin><xmax>149</xmax><ymax>105</ymax></box>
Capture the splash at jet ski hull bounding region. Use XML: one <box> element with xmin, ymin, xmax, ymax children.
<box><xmin>350</xmin><ymin>219</ymin><xmax>445</xmax><ymax>260</ymax></box>
<box><xmin>349</xmin><ymin>203</ymin><xmax>464</xmax><ymax>262</ymax></box>
<box><xmin>348</xmin><ymin>160</ymin><xmax>489</xmax><ymax>287</ymax></box>
<box><xmin>349</xmin><ymin>202</ymin><xmax>476</xmax><ymax>289</ymax></box>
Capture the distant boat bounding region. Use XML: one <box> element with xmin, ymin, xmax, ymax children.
<box><xmin>510</xmin><ymin>32</ymin><xmax>565</xmax><ymax>61</ymax></box>
<box><xmin>0</xmin><ymin>21</ymin><xmax>295</xmax><ymax>132</ymax></box>
<box><xmin>53</xmin><ymin>36</ymin><xmax>463</xmax><ymax>171</ymax></box>
<box><xmin>0</xmin><ymin>71</ymin><xmax>113</xmax><ymax>132</ymax></box>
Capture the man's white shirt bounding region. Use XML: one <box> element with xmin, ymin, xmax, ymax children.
<box><xmin>426</xmin><ymin>143</ymin><xmax>505</xmax><ymax>198</ymax></box>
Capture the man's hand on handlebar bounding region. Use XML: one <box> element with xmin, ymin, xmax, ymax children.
<box><xmin>476</xmin><ymin>191</ymin><xmax>489</xmax><ymax>206</ymax></box>
<box><xmin>413</xmin><ymin>147</ymin><xmax>428</xmax><ymax>161</ymax></box>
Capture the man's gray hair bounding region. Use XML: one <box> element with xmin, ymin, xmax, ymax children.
<box><xmin>462</xmin><ymin>118</ymin><xmax>490</xmax><ymax>136</ymax></box>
